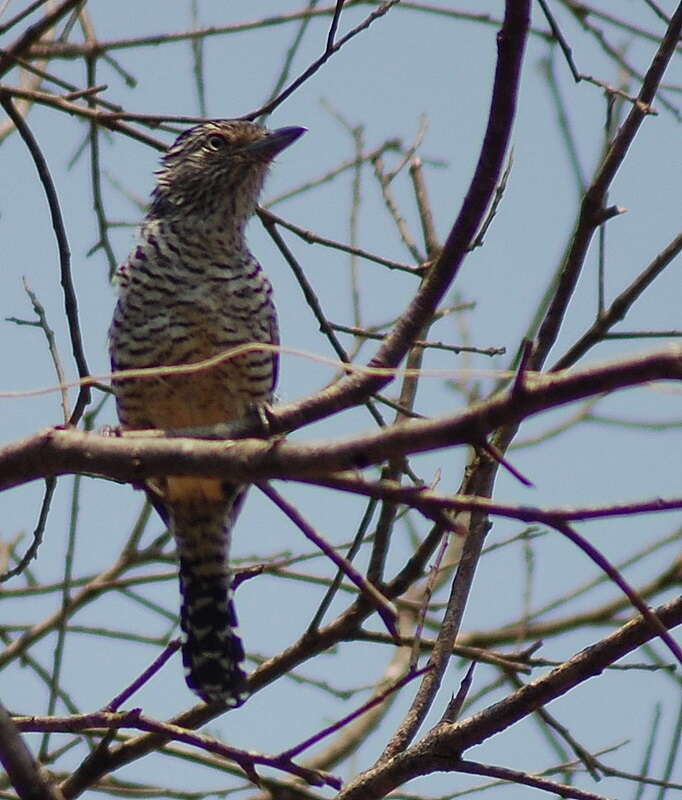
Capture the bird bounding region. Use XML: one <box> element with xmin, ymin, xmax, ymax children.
<box><xmin>108</xmin><ymin>120</ymin><xmax>305</xmax><ymax>706</ymax></box>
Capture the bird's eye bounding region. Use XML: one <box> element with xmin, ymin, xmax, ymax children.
<box><xmin>207</xmin><ymin>134</ymin><xmax>226</xmax><ymax>150</ymax></box>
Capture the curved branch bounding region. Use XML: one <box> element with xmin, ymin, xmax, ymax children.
<box><xmin>0</xmin><ymin>93</ymin><xmax>90</xmax><ymax>424</ymax></box>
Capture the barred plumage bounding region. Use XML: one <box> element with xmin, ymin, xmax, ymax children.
<box><xmin>109</xmin><ymin>120</ymin><xmax>305</xmax><ymax>706</ymax></box>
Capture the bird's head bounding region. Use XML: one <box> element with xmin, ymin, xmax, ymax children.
<box><xmin>150</xmin><ymin>120</ymin><xmax>305</xmax><ymax>225</ymax></box>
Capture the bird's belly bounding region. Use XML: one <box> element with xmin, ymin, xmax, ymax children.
<box><xmin>112</xmin><ymin>297</ymin><xmax>275</xmax><ymax>431</ymax></box>
<box><xmin>142</xmin><ymin>363</ymin><xmax>253</xmax><ymax>430</ymax></box>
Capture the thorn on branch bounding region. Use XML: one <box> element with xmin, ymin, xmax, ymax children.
<box><xmin>594</xmin><ymin>204</ymin><xmax>626</xmax><ymax>226</ymax></box>
<box><xmin>438</xmin><ymin>660</ymin><xmax>477</xmax><ymax>725</ymax></box>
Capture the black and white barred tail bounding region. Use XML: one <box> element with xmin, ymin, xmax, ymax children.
<box><xmin>172</xmin><ymin>490</ymin><xmax>248</xmax><ymax>707</ymax></box>
<box><xmin>178</xmin><ymin>558</ymin><xmax>247</xmax><ymax>705</ymax></box>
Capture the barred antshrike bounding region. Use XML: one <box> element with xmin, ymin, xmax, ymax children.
<box><xmin>109</xmin><ymin>120</ymin><xmax>305</xmax><ymax>706</ymax></box>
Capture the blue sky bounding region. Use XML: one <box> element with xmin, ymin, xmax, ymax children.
<box><xmin>0</xmin><ymin>2</ymin><xmax>680</xmax><ymax>798</ymax></box>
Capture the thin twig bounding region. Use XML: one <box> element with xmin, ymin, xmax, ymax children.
<box><xmin>246</xmin><ymin>1</ymin><xmax>400</xmax><ymax>119</ymax></box>
<box><xmin>0</xmin><ymin>93</ymin><xmax>91</xmax><ymax>425</ymax></box>
<box><xmin>0</xmin><ymin>0</ymin><xmax>52</xmax><ymax>36</ymax></box>
<box><xmin>540</xmin><ymin>52</ymin><xmax>586</xmax><ymax>194</ymax></box>
<box><xmin>260</xmin><ymin>210</ymin><xmax>387</xmax><ymax>428</ymax></box>
<box><xmin>0</xmin><ymin>83</ymin><xmax>168</xmax><ymax>149</ymax></box>
<box><xmin>372</xmin><ymin>154</ymin><xmax>424</xmax><ymax>263</ymax></box>
<box><xmin>265</xmin><ymin>137</ymin><xmax>403</xmax><ymax>206</ymax></box>
<box><xmin>0</xmin><ymin>480</ymin><xmax>56</xmax><ymax>583</ymax></box>
<box><xmin>505</xmin><ymin>670</ymin><xmax>600</xmax><ymax>780</ymax></box>
<box><xmin>306</xmin><ymin>497</ymin><xmax>377</xmax><ymax>634</ymax></box>
<box><xmin>105</xmin><ymin>641</ymin><xmax>182</xmax><ymax>711</ymax></box>
<box><xmin>532</xmin><ymin>3</ymin><xmax>682</xmax><ymax>371</ymax></box>
<box><xmin>279</xmin><ymin>665</ymin><xmax>430</xmax><ymax>760</ymax></box>
<box><xmin>455</xmin><ymin>759</ymin><xmax>611</xmax><ymax>800</ymax></box>
<box><xmin>552</xmin><ymin>521</ymin><xmax>682</xmax><ymax>666</ymax></box>
<box><xmin>259</xmin><ymin>0</ymin><xmax>321</xmax><ymax>124</ymax></box>
<box><xmin>259</xmin><ymin>207</ymin><xmax>421</xmax><ymax>274</ymax></box>
<box><xmin>552</xmin><ymin>230</ymin><xmax>682</xmax><ymax>370</ymax></box>
<box><xmin>7</xmin><ymin>280</ymin><xmax>69</xmax><ymax>421</ymax></box>
<box><xmin>17</xmin><ymin>710</ymin><xmax>341</xmax><ymax>789</ymax></box>
<box><xmin>84</xmin><ymin>52</ymin><xmax>118</xmax><ymax>278</ymax></box>
<box><xmin>0</xmin><ymin>0</ymin><xmax>84</xmax><ymax>77</ymax></box>
<box><xmin>258</xmin><ymin>483</ymin><xmax>399</xmax><ymax>638</ymax></box>
<box><xmin>409</xmin><ymin>530</ymin><xmax>449</xmax><ymax>670</ymax></box>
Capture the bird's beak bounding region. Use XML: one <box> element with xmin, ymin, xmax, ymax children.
<box><xmin>247</xmin><ymin>126</ymin><xmax>307</xmax><ymax>159</ymax></box>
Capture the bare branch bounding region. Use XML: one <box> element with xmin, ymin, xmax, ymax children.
<box><xmin>0</xmin><ymin>92</ymin><xmax>91</xmax><ymax>424</ymax></box>
<box><xmin>335</xmin><ymin>595</ymin><xmax>682</xmax><ymax>799</ymax></box>
<box><xmin>0</xmin><ymin>701</ymin><xmax>64</xmax><ymax>800</ymax></box>
<box><xmin>1</xmin><ymin>346</ymin><xmax>680</xmax><ymax>491</ymax></box>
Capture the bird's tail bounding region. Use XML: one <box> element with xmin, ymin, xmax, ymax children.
<box><xmin>170</xmin><ymin>482</ymin><xmax>248</xmax><ymax>706</ymax></box>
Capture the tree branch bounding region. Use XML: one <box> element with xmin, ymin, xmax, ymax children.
<box><xmin>1</xmin><ymin>346</ymin><xmax>680</xmax><ymax>491</ymax></box>
<box><xmin>336</xmin><ymin>595</ymin><xmax>682</xmax><ymax>799</ymax></box>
